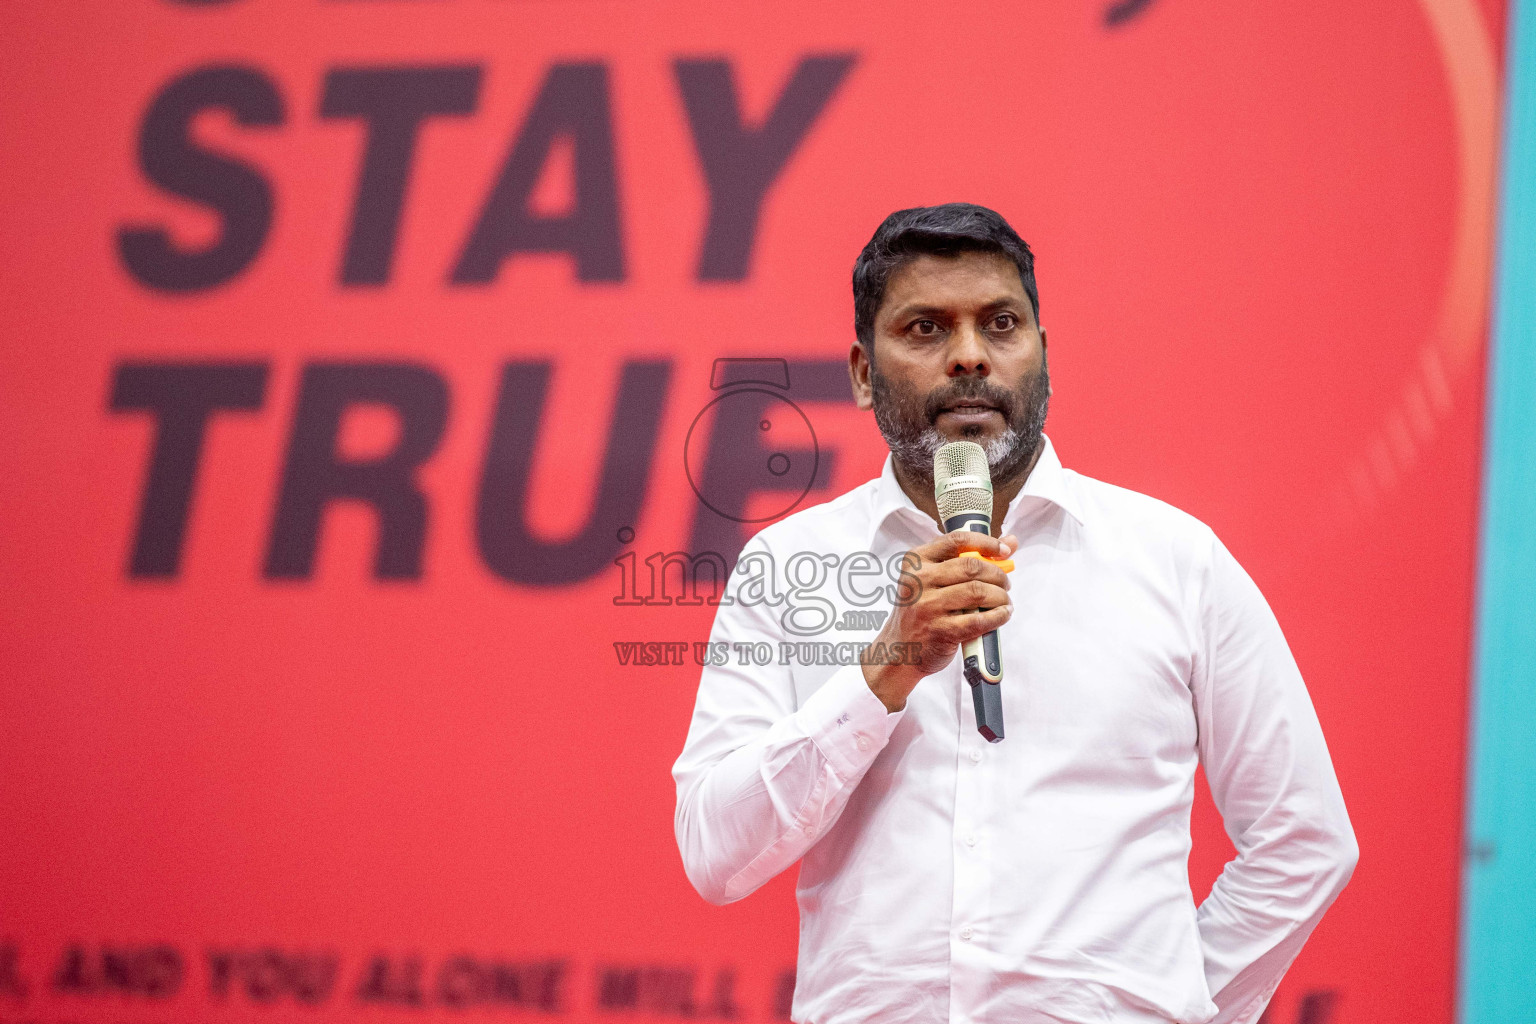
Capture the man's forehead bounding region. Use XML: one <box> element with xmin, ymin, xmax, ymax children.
<box><xmin>880</xmin><ymin>251</ymin><xmax>1027</xmax><ymax>316</ymax></box>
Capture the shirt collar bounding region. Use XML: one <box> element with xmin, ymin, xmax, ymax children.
<box><xmin>865</xmin><ymin>434</ymin><xmax>1084</xmax><ymax>547</ymax></box>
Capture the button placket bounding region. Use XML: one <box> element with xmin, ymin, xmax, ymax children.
<box><xmin>949</xmin><ymin>659</ymin><xmax>995</xmax><ymax>1020</ymax></box>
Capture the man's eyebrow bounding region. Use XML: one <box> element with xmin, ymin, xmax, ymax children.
<box><xmin>975</xmin><ymin>296</ymin><xmax>1026</xmax><ymax>313</ymax></box>
<box><xmin>885</xmin><ymin>296</ymin><xmax>1025</xmax><ymax>321</ymax></box>
<box><xmin>885</xmin><ymin>303</ymin><xmax>951</xmax><ymax>321</ymax></box>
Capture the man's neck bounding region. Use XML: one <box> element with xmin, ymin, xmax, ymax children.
<box><xmin>891</xmin><ymin>440</ymin><xmax>1045</xmax><ymax>537</ymax></box>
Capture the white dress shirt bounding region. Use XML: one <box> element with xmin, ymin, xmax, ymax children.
<box><xmin>672</xmin><ymin>436</ymin><xmax>1357</xmax><ymax>1024</ymax></box>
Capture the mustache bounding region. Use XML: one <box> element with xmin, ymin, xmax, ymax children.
<box><xmin>922</xmin><ymin>378</ymin><xmax>1019</xmax><ymax>423</ymax></box>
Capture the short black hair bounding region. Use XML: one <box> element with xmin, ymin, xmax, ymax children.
<box><xmin>852</xmin><ymin>203</ymin><xmax>1039</xmax><ymax>348</ymax></box>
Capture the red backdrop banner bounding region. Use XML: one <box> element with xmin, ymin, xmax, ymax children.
<box><xmin>0</xmin><ymin>2</ymin><xmax>1504</xmax><ymax>1023</ymax></box>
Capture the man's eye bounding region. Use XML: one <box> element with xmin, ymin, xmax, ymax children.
<box><xmin>911</xmin><ymin>320</ymin><xmax>941</xmax><ymax>336</ymax></box>
<box><xmin>990</xmin><ymin>314</ymin><xmax>1017</xmax><ymax>332</ymax></box>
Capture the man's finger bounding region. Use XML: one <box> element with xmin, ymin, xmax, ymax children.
<box><xmin>924</xmin><ymin>529</ymin><xmax>1006</xmax><ymax>561</ymax></box>
<box><xmin>958</xmin><ymin>551</ymin><xmax>1014</xmax><ymax>573</ymax></box>
<box><xmin>926</xmin><ymin>557</ymin><xmax>1011</xmax><ymax>590</ymax></box>
<box><xmin>939</xmin><ymin>605</ymin><xmax>1013</xmax><ymax>642</ymax></box>
<box><xmin>933</xmin><ymin>581</ymin><xmax>1009</xmax><ymax>613</ymax></box>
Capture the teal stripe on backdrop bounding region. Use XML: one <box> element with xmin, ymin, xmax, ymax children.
<box><xmin>1460</xmin><ymin>0</ymin><xmax>1536</xmax><ymax>1018</ymax></box>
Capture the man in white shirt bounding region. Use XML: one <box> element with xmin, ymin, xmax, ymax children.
<box><xmin>672</xmin><ymin>203</ymin><xmax>1357</xmax><ymax>1024</ymax></box>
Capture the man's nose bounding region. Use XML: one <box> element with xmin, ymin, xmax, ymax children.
<box><xmin>947</xmin><ymin>322</ymin><xmax>991</xmax><ymax>377</ymax></box>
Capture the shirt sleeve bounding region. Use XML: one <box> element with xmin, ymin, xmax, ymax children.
<box><xmin>672</xmin><ymin>538</ymin><xmax>905</xmax><ymax>906</ymax></box>
<box><xmin>1190</xmin><ymin>533</ymin><xmax>1359</xmax><ymax>1024</ymax></box>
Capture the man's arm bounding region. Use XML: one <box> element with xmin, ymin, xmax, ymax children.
<box><xmin>1191</xmin><ymin>533</ymin><xmax>1359</xmax><ymax>1024</ymax></box>
<box><xmin>671</xmin><ymin>538</ymin><xmax>905</xmax><ymax>905</ymax></box>
<box><xmin>672</xmin><ymin>529</ymin><xmax>1015</xmax><ymax>904</ymax></box>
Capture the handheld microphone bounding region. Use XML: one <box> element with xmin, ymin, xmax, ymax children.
<box><xmin>934</xmin><ymin>441</ymin><xmax>1005</xmax><ymax>742</ymax></box>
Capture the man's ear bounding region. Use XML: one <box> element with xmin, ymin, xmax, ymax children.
<box><xmin>1040</xmin><ymin>326</ymin><xmax>1052</xmax><ymax>396</ymax></box>
<box><xmin>849</xmin><ymin>341</ymin><xmax>875</xmax><ymax>411</ymax></box>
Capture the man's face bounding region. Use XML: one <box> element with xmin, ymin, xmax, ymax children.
<box><xmin>851</xmin><ymin>250</ymin><xmax>1050</xmax><ymax>487</ymax></box>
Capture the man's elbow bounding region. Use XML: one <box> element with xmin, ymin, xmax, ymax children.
<box><xmin>674</xmin><ymin>811</ymin><xmax>746</xmax><ymax>907</ymax></box>
<box><xmin>1319</xmin><ymin>818</ymin><xmax>1359</xmax><ymax>898</ymax></box>
<box><xmin>677</xmin><ymin>830</ymin><xmax>755</xmax><ymax>906</ymax></box>
<box><xmin>682</xmin><ymin>857</ymin><xmax>740</xmax><ymax>907</ymax></box>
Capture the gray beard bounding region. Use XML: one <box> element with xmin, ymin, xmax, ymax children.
<box><xmin>870</xmin><ymin>355</ymin><xmax>1051</xmax><ymax>493</ymax></box>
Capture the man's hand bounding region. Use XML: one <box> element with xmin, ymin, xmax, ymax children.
<box><xmin>862</xmin><ymin>530</ymin><xmax>1018</xmax><ymax>713</ymax></box>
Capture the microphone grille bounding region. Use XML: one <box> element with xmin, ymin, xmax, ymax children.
<box><xmin>933</xmin><ymin>440</ymin><xmax>992</xmax><ymax>521</ymax></box>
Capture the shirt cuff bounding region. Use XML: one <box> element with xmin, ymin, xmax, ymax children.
<box><xmin>794</xmin><ymin>664</ymin><xmax>905</xmax><ymax>781</ymax></box>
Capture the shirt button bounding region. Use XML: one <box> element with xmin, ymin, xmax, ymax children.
<box><xmin>968</xmin><ymin>749</ymin><xmax>983</xmax><ymax>763</ymax></box>
<box><xmin>959</xmin><ymin>927</ymin><xmax>974</xmax><ymax>941</ymax></box>
<box><xmin>856</xmin><ymin>734</ymin><xmax>871</xmax><ymax>752</ymax></box>
<box><xmin>965</xmin><ymin>834</ymin><xmax>978</xmax><ymax>847</ymax></box>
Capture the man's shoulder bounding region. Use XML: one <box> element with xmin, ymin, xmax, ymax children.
<box><xmin>1065</xmin><ymin>467</ymin><xmax>1218</xmax><ymax>554</ymax></box>
<box><xmin>739</xmin><ymin>474</ymin><xmax>886</xmax><ymax>556</ymax></box>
